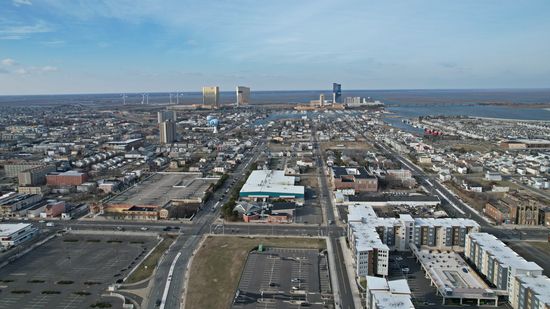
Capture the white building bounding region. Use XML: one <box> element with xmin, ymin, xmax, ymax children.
<box><xmin>0</xmin><ymin>223</ymin><xmax>38</xmax><ymax>248</ymax></box>
<box><xmin>239</xmin><ymin>170</ymin><xmax>305</xmax><ymax>204</ymax></box>
<box><xmin>512</xmin><ymin>275</ymin><xmax>550</xmax><ymax>309</ymax></box>
<box><xmin>348</xmin><ymin>204</ymin><xmax>479</xmax><ymax>278</ymax></box>
<box><xmin>365</xmin><ymin>276</ymin><xmax>414</xmax><ymax>309</ymax></box>
<box><xmin>465</xmin><ymin>233</ymin><xmax>543</xmax><ymax>297</ymax></box>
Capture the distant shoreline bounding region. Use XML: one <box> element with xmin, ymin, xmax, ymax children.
<box><xmin>469</xmin><ymin>116</ymin><xmax>550</xmax><ymax>123</ymax></box>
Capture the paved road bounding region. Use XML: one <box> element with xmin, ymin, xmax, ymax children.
<box><xmin>373</xmin><ymin>140</ymin><xmax>549</xmax><ymax>241</ymax></box>
<box><xmin>312</xmin><ymin>123</ymin><xmax>355</xmax><ymax>309</ymax></box>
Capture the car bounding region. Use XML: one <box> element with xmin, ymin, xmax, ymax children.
<box><xmin>46</xmin><ymin>222</ymin><xmax>54</xmax><ymax>227</ymax></box>
<box><xmin>38</xmin><ymin>220</ymin><xmax>45</xmax><ymax>223</ymax></box>
<box><xmin>155</xmin><ymin>299</ymin><xmax>161</xmax><ymax>306</ymax></box>
<box><xmin>401</xmin><ymin>268</ymin><xmax>410</xmax><ymax>273</ymax></box>
<box><xmin>395</xmin><ymin>256</ymin><xmax>403</xmax><ymax>261</ymax></box>
<box><xmin>140</xmin><ymin>227</ymin><xmax>148</xmax><ymax>231</ymax></box>
<box><xmin>291</xmin><ymin>278</ymin><xmax>302</xmax><ymax>283</ymax></box>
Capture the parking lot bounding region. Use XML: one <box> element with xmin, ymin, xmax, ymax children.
<box><xmin>0</xmin><ymin>234</ymin><xmax>155</xmax><ymax>309</ymax></box>
<box><xmin>232</xmin><ymin>248</ymin><xmax>332</xmax><ymax>309</ymax></box>
<box><xmin>387</xmin><ymin>251</ymin><xmax>512</xmax><ymax>309</ymax></box>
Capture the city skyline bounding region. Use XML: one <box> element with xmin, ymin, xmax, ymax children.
<box><xmin>1</xmin><ymin>0</ymin><xmax>550</xmax><ymax>95</ymax></box>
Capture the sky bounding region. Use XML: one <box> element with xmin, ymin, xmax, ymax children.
<box><xmin>0</xmin><ymin>0</ymin><xmax>550</xmax><ymax>95</ymax></box>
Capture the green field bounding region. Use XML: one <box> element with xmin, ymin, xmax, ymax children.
<box><xmin>184</xmin><ymin>236</ymin><xmax>326</xmax><ymax>309</ymax></box>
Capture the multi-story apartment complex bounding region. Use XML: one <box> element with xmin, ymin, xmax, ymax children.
<box><xmin>413</xmin><ymin>218</ymin><xmax>479</xmax><ymax>250</ymax></box>
<box><xmin>465</xmin><ymin>233</ymin><xmax>543</xmax><ymax>295</ymax></box>
<box><xmin>4</xmin><ymin>162</ymin><xmax>44</xmax><ymax>177</ymax></box>
<box><xmin>348</xmin><ymin>204</ymin><xmax>479</xmax><ymax>277</ymax></box>
<box><xmin>18</xmin><ymin>165</ymin><xmax>56</xmax><ymax>186</ymax></box>
<box><xmin>512</xmin><ymin>275</ymin><xmax>550</xmax><ymax>309</ymax></box>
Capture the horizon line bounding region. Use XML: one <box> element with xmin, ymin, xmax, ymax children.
<box><xmin>2</xmin><ymin>87</ymin><xmax>550</xmax><ymax>97</ymax></box>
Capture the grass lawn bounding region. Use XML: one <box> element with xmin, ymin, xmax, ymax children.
<box><xmin>185</xmin><ymin>236</ymin><xmax>326</xmax><ymax>309</ymax></box>
<box><xmin>126</xmin><ymin>237</ymin><xmax>175</xmax><ymax>283</ymax></box>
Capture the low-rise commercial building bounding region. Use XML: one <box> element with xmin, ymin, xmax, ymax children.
<box><xmin>331</xmin><ymin>166</ymin><xmax>378</xmax><ymax>192</ymax></box>
<box><xmin>46</xmin><ymin>170</ymin><xmax>88</xmax><ymax>186</ymax></box>
<box><xmin>239</xmin><ymin>170</ymin><xmax>304</xmax><ymax>204</ymax></box>
<box><xmin>0</xmin><ymin>193</ymin><xmax>42</xmax><ymax>217</ymax></box>
<box><xmin>0</xmin><ymin>223</ymin><xmax>38</xmax><ymax>248</ymax></box>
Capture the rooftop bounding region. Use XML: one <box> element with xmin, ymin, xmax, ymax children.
<box><xmin>516</xmin><ymin>275</ymin><xmax>550</xmax><ymax>306</ymax></box>
<box><xmin>240</xmin><ymin>170</ymin><xmax>304</xmax><ymax>197</ymax></box>
<box><xmin>0</xmin><ymin>223</ymin><xmax>31</xmax><ymax>236</ymax></box>
<box><xmin>468</xmin><ymin>233</ymin><xmax>543</xmax><ymax>272</ymax></box>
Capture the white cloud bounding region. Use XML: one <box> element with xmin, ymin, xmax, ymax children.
<box><xmin>13</xmin><ymin>0</ymin><xmax>32</xmax><ymax>6</ymax></box>
<box><xmin>0</xmin><ymin>58</ymin><xmax>58</xmax><ymax>75</ymax></box>
<box><xmin>0</xmin><ymin>21</ymin><xmax>53</xmax><ymax>40</ymax></box>
<box><xmin>40</xmin><ymin>66</ymin><xmax>58</xmax><ymax>72</ymax></box>
<box><xmin>1</xmin><ymin>58</ymin><xmax>17</xmax><ymax>66</ymax></box>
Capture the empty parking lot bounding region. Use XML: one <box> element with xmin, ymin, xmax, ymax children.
<box><xmin>0</xmin><ymin>234</ymin><xmax>156</xmax><ymax>309</ymax></box>
<box><xmin>232</xmin><ymin>248</ymin><xmax>331</xmax><ymax>309</ymax></box>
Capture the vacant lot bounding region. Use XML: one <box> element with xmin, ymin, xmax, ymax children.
<box><xmin>185</xmin><ymin>236</ymin><xmax>326</xmax><ymax>309</ymax></box>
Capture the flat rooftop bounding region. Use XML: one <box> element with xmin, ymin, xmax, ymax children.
<box><xmin>349</xmin><ymin>222</ymin><xmax>389</xmax><ymax>252</ymax></box>
<box><xmin>240</xmin><ymin>170</ymin><xmax>304</xmax><ymax>197</ymax></box>
<box><xmin>468</xmin><ymin>233</ymin><xmax>543</xmax><ymax>272</ymax></box>
<box><xmin>109</xmin><ymin>172</ymin><xmax>218</xmax><ymax>207</ymax></box>
<box><xmin>516</xmin><ymin>275</ymin><xmax>550</xmax><ymax>306</ymax></box>
<box><xmin>411</xmin><ymin>245</ymin><xmax>497</xmax><ymax>299</ymax></box>
<box><xmin>414</xmin><ymin>217</ymin><xmax>479</xmax><ymax>228</ymax></box>
<box><xmin>0</xmin><ymin>223</ymin><xmax>31</xmax><ymax>236</ymax></box>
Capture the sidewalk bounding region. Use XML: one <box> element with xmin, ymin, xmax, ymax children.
<box><xmin>338</xmin><ymin>236</ymin><xmax>363</xmax><ymax>309</ymax></box>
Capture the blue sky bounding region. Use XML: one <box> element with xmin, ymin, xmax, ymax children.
<box><xmin>1</xmin><ymin>0</ymin><xmax>549</xmax><ymax>94</ymax></box>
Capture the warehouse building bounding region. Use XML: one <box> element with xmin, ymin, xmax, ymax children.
<box><xmin>0</xmin><ymin>223</ymin><xmax>38</xmax><ymax>248</ymax></box>
<box><xmin>240</xmin><ymin>170</ymin><xmax>304</xmax><ymax>204</ymax></box>
<box><xmin>46</xmin><ymin>170</ymin><xmax>88</xmax><ymax>186</ymax></box>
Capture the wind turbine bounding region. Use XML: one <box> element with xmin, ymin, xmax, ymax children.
<box><xmin>121</xmin><ymin>93</ymin><xmax>127</xmax><ymax>105</ymax></box>
<box><xmin>146</xmin><ymin>93</ymin><xmax>149</xmax><ymax>104</ymax></box>
<box><xmin>141</xmin><ymin>93</ymin><xmax>145</xmax><ymax>104</ymax></box>
<box><xmin>169</xmin><ymin>93</ymin><xmax>173</xmax><ymax>104</ymax></box>
<box><xmin>176</xmin><ymin>92</ymin><xmax>179</xmax><ymax>104</ymax></box>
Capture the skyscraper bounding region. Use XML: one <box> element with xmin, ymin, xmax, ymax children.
<box><xmin>159</xmin><ymin>120</ymin><xmax>177</xmax><ymax>144</ymax></box>
<box><xmin>157</xmin><ymin>110</ymin><xmax>177</xmax><ymax>123</ymax></box>
<box><xmin>236</xmin><ymin>86</ymin><xmax>250</xmax><ymax>106</ymax></box>
<box><xmin>202</xmin><ymin>86</ymin><xmax>220</xmax><ymax>108</ymax></box>
<box><xmin>333</xmin><ymin>83</ymin><xmax>342</xmax><ymax>103</ymax></box>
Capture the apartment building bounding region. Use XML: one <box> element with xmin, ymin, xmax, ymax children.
<box><xmin>465</xmin><ymin>233</ymin><xmax>543</xmax><ymax>295</ymax></box>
